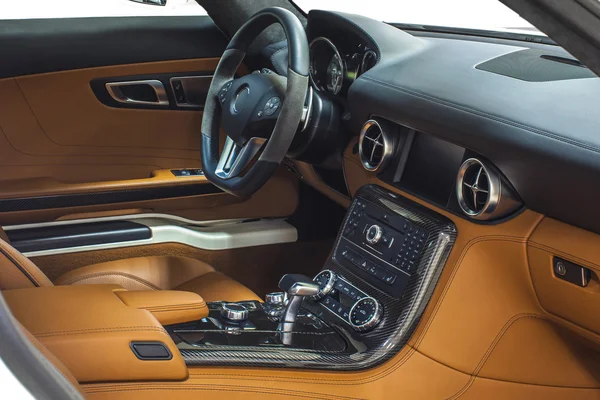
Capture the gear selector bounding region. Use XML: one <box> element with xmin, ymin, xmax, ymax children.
<box><xmin>277</xmin><ymin>274</ymin><xmax>320</xmax><ymax>344</ymax></box>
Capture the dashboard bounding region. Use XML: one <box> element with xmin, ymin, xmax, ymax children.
<box><xmin>297</xmin><ymin>10</ymin><xmax>600</xmax><ymax>235</ymax></box>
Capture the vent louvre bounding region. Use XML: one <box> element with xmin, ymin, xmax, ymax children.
<box><xmin>359</xmin><ymin>120</ymin><xmax>392</xmax><ymax>172</ymax></box>
<box><xmin>456</xmin><ymin>158</ymin><xmax>497</xmax><ymax>219</ymax></box>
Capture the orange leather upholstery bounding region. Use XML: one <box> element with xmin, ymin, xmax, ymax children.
<box><xmin>54</xmin><ymin>256</ymin><xmax>261</xmax><ymax>303</ymax></box>
<box><xmin>0</xmin><ymin>230</ymin><xmax>260</xmax><ymax>303</ymax></box>
<box><xmin>0</xmin><ymin>236</ymin><xmax>53</xmax><ymax>290</ymax></box>
<box><xmin>115</xmin><ymin>290</ymin><xmax>208</xmax><ymax>325</ymax></box>
<box><xmin>4</xmin><ymin>284</ymin><xmax>188</xmax><ymax>383</ymax></box>
<box><xmin>19</xmin><ymin>322</ymin><xmax>83</xmax><ymax>392</ymax></box>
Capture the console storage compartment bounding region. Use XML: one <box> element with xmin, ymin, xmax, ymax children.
<box><xmin>3</xmin><ymin>284</ymin><xmax>189</xmax><ymax>383</ymax></box>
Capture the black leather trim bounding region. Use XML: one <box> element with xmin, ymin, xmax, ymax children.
<box><xmin>0</xmin><ymin>16</ymin><xmax>227</xmax><ymax>78</ymax></box>
<box><xmin>7</xmin><ymin>221</ymin><xmax>151</xmax><ymax>253</ymax></box>
<box><xmin>0</xmin><ymin>184</ymin><xmax>222</xmax><ymax>213</ymax></box>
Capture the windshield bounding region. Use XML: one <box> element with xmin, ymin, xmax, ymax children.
<box><xmin>293</xmin><ymin>0</ymin><xmax>543</xmax><ymax>36</ymax></box>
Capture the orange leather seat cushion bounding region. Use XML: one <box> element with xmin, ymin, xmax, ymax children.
<box><xmin>54</xmin><ymin>256</ymin><xmax>260</xmax><ymax>303</ymax></box>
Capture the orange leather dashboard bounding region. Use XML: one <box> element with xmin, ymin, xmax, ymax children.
<box><xmin>3</xmin><ymin>285</ymin><xmax>188</xmax><ymax>383</ymax></box>
<box><xmin>115</xmin><ymin>290</ymin><xmax>208</xmax><ymax>326</ymax></box>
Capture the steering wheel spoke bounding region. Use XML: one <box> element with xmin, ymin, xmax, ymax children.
<box><xmin>215</xmin><ymin>136</ymin><xmax>266</xmax><ymax>179</ymax></box>
<box><xmin>201</xmin><ymin>7</ymin><xmax>309</xmax><ymax>197</ymax></box>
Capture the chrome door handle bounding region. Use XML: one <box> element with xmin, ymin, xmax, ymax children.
<box><xmin>105</xmin><ymin>79</ymin><xmax>169</xmax><ymax>106</ymax></box>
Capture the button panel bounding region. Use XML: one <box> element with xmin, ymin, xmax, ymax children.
<box><xmin>334</xmin><ymin>198</ymin><xmax>431</xmax><ymax>298</ymax></box>
<box><xmin>316</xmin><ymin>273</ymin><xmax>371</xmax><ymax>329</ymax></box>
<box><xmin>218</xmin><ymin>81</ymin><xmax>233</xmax><ymax>104</ymax></box>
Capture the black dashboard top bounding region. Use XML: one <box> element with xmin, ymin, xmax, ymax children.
<box><xmin>305</xmin><ymin>10</ymin><xmax>600</xmax><ymax>234</ymax></box>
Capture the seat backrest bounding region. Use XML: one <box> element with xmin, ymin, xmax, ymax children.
<box><xmin>0</xmin><ymin>228</ymin><xmax>53</xmax><ymax>290</ymax></box>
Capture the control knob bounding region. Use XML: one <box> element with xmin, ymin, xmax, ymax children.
<box><xmin>312</xmin><ymin>270</ymin><xmax>337</xmax><ymax>300</ymax></box>
<box><xmin>349</xmin><ymin>297</ymin><xmax>382</xmax><ymax>331</ymax></box>
<box><xmin>365</xmin><ymin>224</ymin><xmax>383</xmax><ymax>245</ymax></box>
<box><xmin>265</xmin><ymin>292</ymin><xmax>287</xmax><ymax>306</ymax></box>
<box><xmin>221</xmin><ymin>303</ymin><xmax>249</xmax><ymax>322</ymax></box>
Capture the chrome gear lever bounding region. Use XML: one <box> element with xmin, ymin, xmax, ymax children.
<box><xmin>277</xmin><ymin>274</ymin><xmax>320</xmax><ymax>345</ymax></box>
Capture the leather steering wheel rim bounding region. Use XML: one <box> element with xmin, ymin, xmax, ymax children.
<box><xmin>200</xmin><ymin>7</ymin><xmax>309</xmax><ymax>198</ymax></box>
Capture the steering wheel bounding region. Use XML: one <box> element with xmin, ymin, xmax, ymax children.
<box><xmin>201</xmin><ymin>7</ymin><xmax>309</xmax><ymax>197</ymax></box>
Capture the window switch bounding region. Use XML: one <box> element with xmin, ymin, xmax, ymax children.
<box><xmin>171</xmin><ymin>79</ymin><xmax>187</xmax><ymax>104</ymax></box>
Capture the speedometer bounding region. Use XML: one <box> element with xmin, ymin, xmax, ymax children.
<box><xmin>309</xmin><ymin>37</ymin><xmax>346</xmax><ymax>95</ymax></box>
<box><xmin>326</xmin><ymin>54</ymin><xmax>344</xmax><ymax>95</ymax></box>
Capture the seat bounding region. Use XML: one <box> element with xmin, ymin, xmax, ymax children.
<box><xmin>0</xmin><ymin>231</ymin><xmax>260</xmax><ymax>303</ymax></box>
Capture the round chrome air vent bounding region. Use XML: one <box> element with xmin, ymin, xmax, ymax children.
<box><xmin>456</xmin><ymin>158</ymin><xmax>501</xmax><ymax>219</ymax></box>
<box><xmin>359</xmin><ymin>119</ymin><xmax>393</xmax><ymax>172</ymax></box>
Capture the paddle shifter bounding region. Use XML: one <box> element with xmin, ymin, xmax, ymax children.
<box><xmin>277</xmin><ymin>274</ymin><xmax>320</xmax><ymax>345</ymax></box>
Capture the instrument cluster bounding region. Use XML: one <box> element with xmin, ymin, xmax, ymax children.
<box><xmin>309</xmin><ymin>36</ymin><xmax>377</xmax><ymax>96</ymax></box>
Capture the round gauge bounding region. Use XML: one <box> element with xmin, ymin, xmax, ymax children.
<box><xmin>312</xmin><ymin>269</ymin><xmax>337</xmax><ymax>300</ymax></box>
<box><xmin>359</xmin><ymin>50</ymin><xmax>378</xmax><ymax>76</ymax></box>
<box><xmin>326</xmin><ymin>54</ymin><xmax>344</xmax><ymax>95</ymax></box>
<box><xmin>309</xmin><ymin>37</ymin><xmax>345</xmax><ymax>95</ymax></box>
<box><xmin>349</xmin><ymin>297</ymin><xmax>382</xmax><ymax>331</ymax></box>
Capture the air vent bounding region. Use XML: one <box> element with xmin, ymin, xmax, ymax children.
<box><xmin>359</xmin><ymin>119</ymin><xmax>393</xmax><ymax>172</ymax></box>
<box><xmin>456</xmin><ymin>158</ymin><xmax>521</xmax><ymax>221</ymax></box>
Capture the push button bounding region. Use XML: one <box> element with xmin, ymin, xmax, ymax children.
<box><xmin>172</xmin><ymin>79</ymin><xmax>187</xmax><ymax>104</ymax></box>
<box><xmin>383</xmin><ymin>272</ymin><xmax>397</xmax><ymax>285</ymax></box>
<box><xmin>263</xmin><ymin>97</ymin><xmax>281</xmax><ymax>116</ymax></box>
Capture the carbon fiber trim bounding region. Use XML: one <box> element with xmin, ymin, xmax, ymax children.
<box><xmin>0</xmin><ymin>184</ymin><xmax>222</xmax><ymax>212</ymax></box>
<box><xmin>181</xmin><ymin>184</ymin><xmax>456</xmax><ymax>370</ymax></box>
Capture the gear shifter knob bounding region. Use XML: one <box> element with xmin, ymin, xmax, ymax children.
<box><xmin>278</xmin><ymin>274</ymin><xmax>320</xmax><ymax>296</ymax></box>
<box><xmin>277</xmin><ymin>274</ymin><xmax>320</xmax><ymax>345</ymax></box>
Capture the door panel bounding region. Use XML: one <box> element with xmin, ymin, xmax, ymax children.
<box><xmin>0</xmin><ymin>59</ymin><xmax>215</xmax><ymax>182</ymax></box>
<box><xmin>0</xmin><ymin>16</ymin><xmax>299</xmax><ymax>225</ymax></box>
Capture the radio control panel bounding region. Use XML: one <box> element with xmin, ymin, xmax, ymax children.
<box><xmin>334</xmin><ymin>198</ymin><xmax>431</xmax><ymax>298</ymax></box>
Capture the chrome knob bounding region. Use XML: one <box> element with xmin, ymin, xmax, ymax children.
<box><xmin>312</xmin><ymin>270</ymin><xmax>337</xmax><ymax>300</ymax></box>
<box><xmin>221</xmin><ymin>303</ymin><xmax>249</xmax><ymax>322</ymax></box>
<box><xmin>365</xmin><ymin>224</ymin><xmax>383</xmax><ymax>245</ymax></box>
<box><xmin>265</xmin><ymin>292</ymin><xmax>287</xmax><ymax>306</ymax></box>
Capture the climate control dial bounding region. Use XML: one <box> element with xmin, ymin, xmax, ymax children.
<box><xmin>349</xmin><ymin>297</ymin><xmax>382</xmax><ymax>331</ymax></box>
<box><xmin>312</xmin><ymin>270</ymin><xmax>337</xmax><ymax>300</ymax></box>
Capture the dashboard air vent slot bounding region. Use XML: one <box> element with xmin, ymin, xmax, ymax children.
<box><xmin>456</xmin><ymin>158</ymin><xmax>521</xmax><ymax>221</ymax></box>
<box><xmin>359</xmin><ymin>119</ymin><xmax>392</xmax><ymax>172</ymax></box>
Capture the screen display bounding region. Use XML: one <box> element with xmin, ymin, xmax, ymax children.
<box><xmin>399</xmin><ymin>132</ymin><xmax>465</xmax><ymax>205</ymax></box>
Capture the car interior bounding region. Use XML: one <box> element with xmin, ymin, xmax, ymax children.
<box><xmin>2</xmin><ymin>0</ymin><xmax>600</xmax><ymax>399</ymax></box>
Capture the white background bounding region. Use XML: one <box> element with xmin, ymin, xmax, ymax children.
<box><xmin>295</xmin><ymin>0</ymin><xmax>539</xmax><ymax>33</ymax></box>
<box><xmin>0</xmin><ymin>0</ymin><xmax>540</xmax><ymax>35</ymax></box>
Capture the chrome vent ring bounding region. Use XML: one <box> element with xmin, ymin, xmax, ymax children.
<box><xmin>457</xmin><ymin>158</ymin><xmax>500</xmax><ymax>219</ymax></box>
<box><xmin>359</xmin><ymin>119</ymin><xmax>393</xmax><ymax>172</ymax></box>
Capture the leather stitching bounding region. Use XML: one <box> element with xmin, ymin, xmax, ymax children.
<box><xmin>413</xmin><ymin>236</ymin><xmax>527</xmax><ymax>350</ymax></box>
<box><xmin>83</xmin><ymin>384</ymin><xmax>364</xmax><ymax>400</ymax></box>
<box><xmin>33</xmin><ymin>326</ymin><xmax>167</xmax><ymax>337</ymax></box>
<box><xmin>144</xmin><ymin>306</ymin><xmax>207</xmax><ymax>313</ymax></box>
<box><xmin>0</xmin><ymin>244</ymin><xmax>42</xmax><ymax>287</ymax></box>
<box><xmin>362</xmin><ymin>76</ymin><xmax>600</xmax><ymax>155</ymax></box>
<box><xmin>183</xmin><ymin>236</ymin><xmax>530</xmax><ymax>387</ymax></box>
<box><xmin>140</xmin><ymin>302</ymin><xmax>207</xmax><ymax>312</ymax></box>
<box><xmin>60</xmin><ymin>272</ymin><xmax>161</xmax><ymax>290</ymax></box>
<box><xmin>472</xmin><ymin>313</ymin><xmax>544</xmax><ymax>376</ymax></box>
<box><xmin>270</xmin><ymin>46</ymin><xmax>288</xmax><ymax>75</ymax></box>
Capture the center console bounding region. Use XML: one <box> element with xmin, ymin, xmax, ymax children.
<box><xmin>166</xmin><ymin>185</ymin><xmax>457</xmax><ymax>371</ymax></box>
